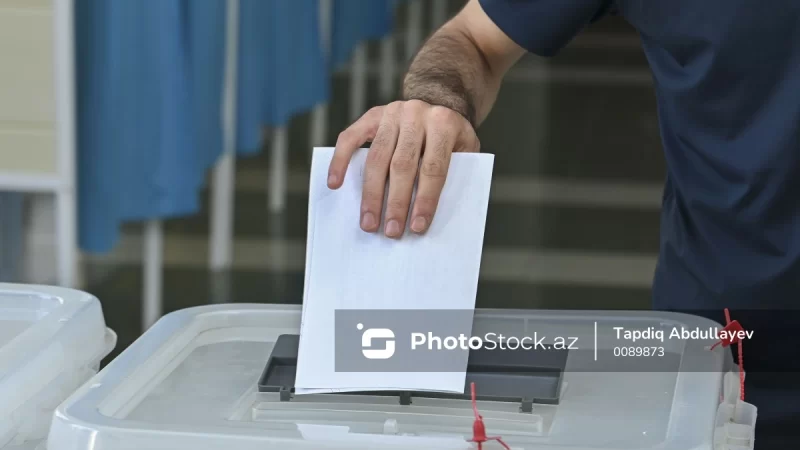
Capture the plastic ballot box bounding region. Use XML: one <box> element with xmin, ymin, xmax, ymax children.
<box><xmin>0</xmin><ymin>284</ymin><xmax>115</xmax><ymax>450</ymax></box>
<box><xmin>48</xmin><ymin>305</ymin><xmax>755</xmax><ymax>450</ymax></box>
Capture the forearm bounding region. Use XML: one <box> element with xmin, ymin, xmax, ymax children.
<box><xmin>402</xmin><ymin>23</ymin><xmax>504</xmax><ymax>128</ymax></box>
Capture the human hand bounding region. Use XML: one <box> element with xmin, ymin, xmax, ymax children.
<box><xmin>327</xmin><ymin>100</ymin><xmax>480</xmax><ymax>238</ymax></box>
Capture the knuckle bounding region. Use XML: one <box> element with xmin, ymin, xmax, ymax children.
<box><xmin>460</xmin><ymin>121</ymin><xmax>478</xmax><ymax>139</ymax></box>
<box><xmin>430</xmin><ymin>126</ymin><xmax>454</xmax><ymax>146</ymax></box>
<box><xmin>457</xmin><ymin>133</ymin><xmax>480</xmax><ymax>153</ymax></box>
<box><xmin>461</xmin><ymin>120</ymin><xmax>477</xmax><ymax>136</ymax></box>
<box><xmin>336</xmin><ymin>129</ymin><xmax>352</xmax><ymax>145</ymax></box>
<box><xmin>451</xmin><ymin>128</ymin><xmax>474</xmax><ymax>153</ymax></box>
<box><xmin>399</xmin><ymin>125</ymin><xmax>422</xmax><ymax>148</ymax></box>
<box><xmin>403</xmin><ymin>99</ymin><xmax>428</xmax><ymax>116</ymax></box>
<box><xmin>405</xmin><ymin>99</ymin><xmax>427</xmax><ymax>109</ymax></box>
<box><xmin>390</xmin><ymin>156</ymin><xmax>417</xmax><ymax>174</ymax></box>
<box><xmin>399</xmin><ymin>105</ymin><xmax>422</xmax><ymax>128</ymax></box>
<box><xmin>428</xmin><ymin>106</ymin><xmax>458</xmax><ymax>126</ymax></box>
<box><xmin>371</xmin><ymin>134</ymin><xmax>390</xmax><ymax>150</ymax></box>
<box><xmin>402</xmin><ymin>104</ymin><xmax>423</xmax><ymax>123</ymax></box>
<box><xmin>370</xmin><ymin>128</ymin><xmax>395</xmax><ymax>152</ymax></box>
<box><xmin>428</xmin><ymin>138</ymin><xmax>450</xmax><ymax>159</ymax></box>
<box><xmin>420</xmin><ymin>159</ymin><xmax>448</xmax><ymax>179</ymax></box>
<box><xmin>413</xmin><ymin>195</ymin><xmax>439</xmax><ymax>214</ymax></box>
<box><xmin>385</xmin><ymin>101</ymin><xmax>404</xmax><ymax>116</ymax></box>
<box><xmin>394</xmin><ymin>126</ymin><xmax>423</xmax><ymax>159</ymax></box>
<box><xmin>387</xmin><ymin>198</ymin><xmax>410</xmax><ymax>213</ymax></box>
<box><xmin>365</xmin><ymin>149</ymin><xmax>386</xmax><ymax>170</ymax></box>
<box><xmin>361</xmin><ymin>106</ymin><xmax>384</xmax><ymax>124</ymax></box>
<box><xmin>361</xmin><ymin>188</ymin><xmax>383</xmax><ymax>206</ymax></box>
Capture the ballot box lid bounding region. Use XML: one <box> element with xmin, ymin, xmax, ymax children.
<box><xmin>0</xmin><ymin>284</ymin><xmax>115</xmax><ymax>450</ymax></box>
<box><xmin>49</xmin><ymin>304</ymin><xmax>729</xmax><ymax>450</ymax></box>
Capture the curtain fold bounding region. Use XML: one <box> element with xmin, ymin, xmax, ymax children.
<box><xmin>77</xmin><ymin>0</ymin><xmax>204</xmax><ymax>253</ymax></box>
<box><xmin>236</xmin><ymin>0</ymin><xmax>329</xmax><ymax>155</ymax></box>
<box><xmin>75</xmin><ymin>0</ymin><xmax>390</xmax><ymax>253</ymax></box>
<box><xmin>76</xmin><ymin>0</ymin><xmax>331</xmax><ymax>252</ymax></box>
<box><xmin>330</xmin><ymin>0</ymin><xmax>395</xmax><ymax>69</ymax></box>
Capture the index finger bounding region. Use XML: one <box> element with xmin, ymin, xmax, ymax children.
<box><xmin>328</xmin><ymin>106</ymin><xmax>383</xmax><ymax>189</ymax></box>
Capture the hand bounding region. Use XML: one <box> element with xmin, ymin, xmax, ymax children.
<box><xmin>327</xmin><ymin>100</ymin><xmax>480</xmax><ymax>238</ymax></box>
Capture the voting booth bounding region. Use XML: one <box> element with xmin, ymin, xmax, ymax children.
<box><xmin>48</xmin><ymin>304</ymin><xmax>755</xmax><ymax>450</ymax></box>
<box><xmin>0</xmin><ymin>283</ymin><xmax>115</xmax><ymax>450</ymax></box>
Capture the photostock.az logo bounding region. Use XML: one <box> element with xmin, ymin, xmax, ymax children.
<box><xmin>358</xmin><ymin>323</ymin><xmax>395</xmax><ymax>359</ymax></box>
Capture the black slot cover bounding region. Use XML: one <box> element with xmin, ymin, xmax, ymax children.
<box><xmin>258</xmin><ymin>334</ymin><xmax>567</xmax><ymax>408</ymax></box>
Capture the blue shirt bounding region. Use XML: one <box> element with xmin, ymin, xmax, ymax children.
<box><xmin>480</xmin><ymin>0</ymin><xmax>800</xmax><ymax>311</ymax></box>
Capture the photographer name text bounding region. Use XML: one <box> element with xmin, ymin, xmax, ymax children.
<box><xmin>613</xmin><ymin>326</ymin><xmax>753</xmax><ymax>343</ymax></box>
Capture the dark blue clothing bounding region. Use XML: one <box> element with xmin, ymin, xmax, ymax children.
<box><xmin>479</xmin><ymin>0</ymin><xmax>800</xmax><ymax>311</ymax></box>
<box><xmin>480</xmin><ymin>0</ymin><xmax>800</xmax><ymax>443</ymax></box>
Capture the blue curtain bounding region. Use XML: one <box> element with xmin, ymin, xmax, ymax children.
<box><xmin>75</xmin><ymin>0</ymin><xmax>330</xmax><ymax>252</ymax></box>
<box><xmin>236</xmin><ymin>0</ymin><xmax>330</xmax><ymax>155</ymax></box>
<box><xmin>330</xmin><ymin>0</ymin><xmax>395</xmax><ymax>69</ymax></box>
<box><xmin>187</xmin><ymin>0</ymin><xmax>228</xmax><ymax>181</ymax></box>
<box><xmin>75</xmin><ymin>0</ymin><xmax>396</xmax><ymax>253</ymax></box>
<box><xmin>76</xmin><ymin>0</ymin><xmax>206</xmax><ymax>253</ymax></box>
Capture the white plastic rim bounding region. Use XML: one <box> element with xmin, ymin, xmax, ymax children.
<box><xmin>49</xmin><ymin>305</ymin><xmax>730</xmax><ymax>450</ymax></box>
<box><xmin>0</xmin><ymin>283</ymin><xmax>115</xmax><ymax>448</ymax></box>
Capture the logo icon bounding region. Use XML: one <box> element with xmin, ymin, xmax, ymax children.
<box><xmin>358</xmin><ymin>323</ymin><xmax>395</xmax><ymax>359</ymax></box>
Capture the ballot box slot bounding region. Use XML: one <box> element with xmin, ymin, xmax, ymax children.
<box><xmin>258</xmin><ymin>334</ymin><xmax>568</xmax><ymax>412</ymax></box>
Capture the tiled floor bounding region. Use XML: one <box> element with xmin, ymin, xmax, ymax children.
<box><xmin>84</xmin><ymin>6</ymin><xmax>664</xmax><ymax>362</ymax></box>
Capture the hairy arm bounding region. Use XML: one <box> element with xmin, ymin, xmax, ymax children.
<box><xmin>402</xmin><ymin>0</ymin><xmax>526</xmax><ymax>128</ymax></box>
<box><xmin>329</xmin><ymin>0</ymin><xmax>528</xmax><ymax>237</ymax></box>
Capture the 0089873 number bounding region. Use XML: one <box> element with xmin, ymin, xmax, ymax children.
<box><xmin>613</xmin><ymin>346</ymin><xmax>665</xmax><ymax>357</ymax></box>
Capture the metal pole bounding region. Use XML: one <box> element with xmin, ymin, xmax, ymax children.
<box><xmin>209</xmin><ymin>0</ymin><xmax>240</xmax><ymax>271</ymax></box>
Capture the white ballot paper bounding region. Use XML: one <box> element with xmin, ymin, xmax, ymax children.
<box><xmin>295</xmin><ymin>147</ymin><xmax>494</xmax><ymax>395</ymax></box>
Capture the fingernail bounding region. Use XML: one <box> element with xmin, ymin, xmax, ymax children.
<box><xmin>361</xmin><ymin>212</ymin><xmax>376</xmax><ymax>230</ymax></box>
<box><xmin>327</xmin><ymin>173</ymin><xmax>338</xmax><ymax>185</ymax></box>
<box><xmin>385</xmin><ymin>219</ymin><xmax>401</xmax><ymax>237</ymax></box>
<box><xmin>411</xmin><ymin>216</ymin><xmax>427</xmax><ymax>233</ymax></box>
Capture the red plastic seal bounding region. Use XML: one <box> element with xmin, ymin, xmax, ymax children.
<box><xmin>711</xmin><ymin>319</ymin><xmax>745</xmax><ymax>349</ymax></box>
<box><xmin>468</xmin><ymin>382</ymin><xmax>511</xmax><ymax>450</ymax></box>
<box><xmin>709</xmin><ymin>309</ymin><xmax>746</xmax><ymax>401</ymax></box>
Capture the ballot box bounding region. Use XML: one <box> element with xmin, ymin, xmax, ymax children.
<box><xmin>0</xmin><ymin>284</ymin><xmax>115</xmax><ymax>450</ymax></box>
<box><xmin>47</xmin><ymin>305</ymin><xmax>755</xmax><ymax>450</ymax></box>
